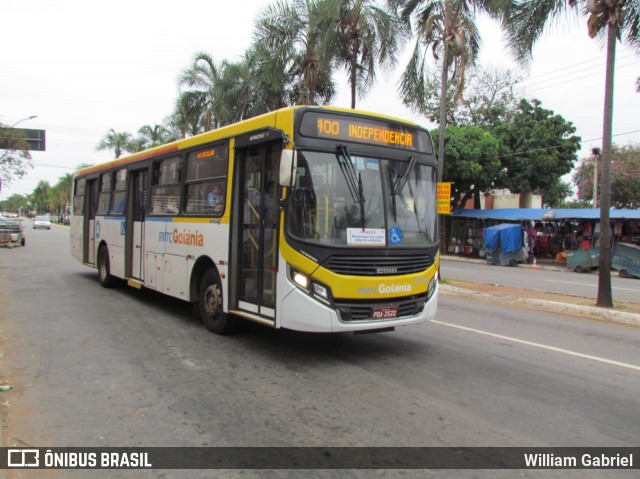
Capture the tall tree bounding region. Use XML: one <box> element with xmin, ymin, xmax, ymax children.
<box><xmin>492</xmin><ymin>98</ymin><xmax>581</xmax><ymax>194</ymax></box>
<box><xmin>178</xmin><ymin>53</ymin><xmax>227</xmax><ymax>130</ymax></box>
<box><xmin>394</xmin><ymin>0</ymin><xmax>513</xmax><ymax>181</ymax></box>
<box><xmin>506</xmin><ymin>0</ymin><xmax>640</xmax><ymax>308</ymax></box>
<box><xmin>168</xmin><ymin>91</ymin><xmax>208</xmax><ymax>139</ymax></box>
<box><xmin>214</xmin><ymin>51</ymin><xmax>273</xmax><ymax>123</ymax></box>
<box><xmin>431</xmin><ymin>125</ymin><xmax>501</xmax><ymax>210</ymax></box>
<box><xmin>319</xmin><ymin>0</ymin><xmax>406</xmax><ymax>108</ymax></box>
<box><xmin>253</xmin><ymin>0</ymin><xmax>335</xmax><ymax>106</ymax></box>
<box><xmin>136</xmin><ymin>124</ymin><xmax>174</xmax><ymax>149</ymax></box>
<box><xmin>96</xmin><ymin>129</ymin><xmax>133</xmax><ymax>159</ymax></box>
<box><xmin>0</xmin><ymin>122</ymin><xmax>33</xmax><ymax>188</ymax></box>
<box><xmin>406</xmin><ymin>65</ymin><xmax>522</xmax><ymax>127</ymax></box>
<box><xmin>31</xmin><ymin>180</ymin><xmax>50</xmax><ymax>214</ymax></box>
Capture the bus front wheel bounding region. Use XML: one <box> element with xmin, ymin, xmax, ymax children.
<box><xmin>199</xmin><ymin>268</ymin><xmax>233</xmax><ymax>335</ymax></box>
<box><xmin>98</xmin><ymin>246</ymin><xmax>117</xmax><ymax>288</ymax></box>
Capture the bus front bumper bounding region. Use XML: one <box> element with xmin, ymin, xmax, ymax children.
<box><xmin>279</xmin><ymin>280</ymin><xmax>439</xmax><ymax>333</ymax></box>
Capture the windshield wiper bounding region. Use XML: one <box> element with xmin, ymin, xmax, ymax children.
<box><xmin>389</xmin><ymin>155</ymin><xmax>416</xmax><ymax>221</ymax></box>
<box><xmin>336</xmin><ymin>145</ymin><xmax>366</xmax><ymax>229</ymax></box>
<box><xmin>391</xmin><ymin>155</ymin><xmax>417</xmax><ymax>196</ymax></box>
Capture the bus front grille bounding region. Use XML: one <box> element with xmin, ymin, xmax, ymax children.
<box><xmin>335</xmin><ymin>293</ymin><xmax>427</xmax><ymax>322</ymax></box>
<box><xmin>323</xmin><ymin>254</ymin><xmax>433</xmax><ymax>276</ymax></box>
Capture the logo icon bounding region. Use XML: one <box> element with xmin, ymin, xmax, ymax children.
<box><xmin>7</xmin><ymin>449</ymin><xmax>39</xmax><ymax>467</ymax></box>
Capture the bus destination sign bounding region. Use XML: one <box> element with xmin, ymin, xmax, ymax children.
<box><xmin>299</xmin><ymin>111</ymin><xmax>431</xmax><ymax>152</ymax></box>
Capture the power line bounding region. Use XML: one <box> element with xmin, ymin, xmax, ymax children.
<box><xmin>486</xmin><ymin>130</ymin><xmax>640</xmax><ymax>169</ymax></box>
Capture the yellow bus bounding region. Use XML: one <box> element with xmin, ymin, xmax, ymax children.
<box><xmin>70</xmin><ymin>106</ymin><xmax>439</xmax><ymax>334</ymax></box>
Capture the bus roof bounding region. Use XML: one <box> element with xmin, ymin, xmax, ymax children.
<box><xmin>76</xmin><ymin>105</ymin><xmax>424</xmax><ymax>177</ymax></box>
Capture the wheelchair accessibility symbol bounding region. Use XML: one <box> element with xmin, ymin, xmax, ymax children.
<box><xmin>389</xmin><ymin>227</ymin><xmax>402</xmax><ymax>245</ymax></box>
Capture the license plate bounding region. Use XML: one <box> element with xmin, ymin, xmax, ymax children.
<box><xmin>371</xmin><ymin>306</ymin><xmax>398</xmax><ymax>320</ymax></box>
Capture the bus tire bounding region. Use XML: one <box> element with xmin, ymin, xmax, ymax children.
<box><xmin>199</xmin><ymin>268</ymin><xmax>233</xmax><ymax>335</ymax></box>
<box><xmin>98</xmin><ymin>246</ymin><xmax>117</xmax><ymax>288</ymax></box>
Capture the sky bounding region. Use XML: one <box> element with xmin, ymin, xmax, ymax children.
<box><xmin>1</xmin><ymin>0</ymin><xmax>639</xmax><ymax>201</ymax></box>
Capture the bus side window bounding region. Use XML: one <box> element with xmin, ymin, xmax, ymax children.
<box><xmin>184</xmin><ymin>143</ymin><xmax>228</xmax><ymax>216</ymax></box>
<box><xmin>150</xmin><ymin>158</ymin><xmax>181</xmax><ymax>215</ymax></box>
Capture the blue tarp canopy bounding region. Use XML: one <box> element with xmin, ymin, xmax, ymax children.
<box><xmin>483</xmin><ymin>223</ymin><xmax>523</xmax><ymax>253</ymax></box>
<box><xmin>451</xmin><ymin>208</ymin><xmax>640</xmax><ymax>221</ymax></box>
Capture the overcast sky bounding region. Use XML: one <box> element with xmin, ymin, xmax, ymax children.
<box><xmin>1</xmin><ymin>0</ymin><xmax>639</xmax><ymax>201</ymax></box>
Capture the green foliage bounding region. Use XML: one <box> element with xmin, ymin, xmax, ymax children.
<box><xmin>432</xmin><ymin>125</ymin><xmax>501</xmax><ymax>210</ymax></box>
<box><xmin>396</xmin><ymin>1</ymin><xmax>512</xmax><ymax>115</ymax></box>
<box><xmin>96</xmin><ymin>129</ymin><xmax>133</xmax><ymax>159</ymax></box>
<box><xmin>492</xmin><ymin>98</ymin><xmax>580</xmax><ymax>194</ymax></box>
<box><xmin>0</xmin><ymin>193</ymin><xmax>29</xmax><ymax>213</ymax></box>
<box><xmin>253</xmin><ymin>0</ymin><xmax>335</xmax><ymax>106</ymax></box>
<box><xmin>0</xmin><ymin>122</ymin><xmax>33</xmax><ymax>187</ymax></box>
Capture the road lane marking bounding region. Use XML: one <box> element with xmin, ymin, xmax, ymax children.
<box><xmin>431</xmin><ymin>319</ymin><xmax>640</xmax><ymax>372</ymax></box>
<box><xmin>546</xmin><ymin>279</ymin><xmax>640</xmax><ymax>293</ymax></box>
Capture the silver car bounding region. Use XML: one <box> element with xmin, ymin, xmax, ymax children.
<box><xmin>33</xmin><ymin>215</ymin><xmax>52</xmax><ymax>230</ymax></box>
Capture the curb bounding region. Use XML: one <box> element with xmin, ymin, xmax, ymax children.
<box><xmin>440</xmin><ymin>284</ymin><xmax>640</xmax><ymax>327</ymax></box>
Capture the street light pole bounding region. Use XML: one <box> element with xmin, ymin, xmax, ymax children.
<box><xmin>9</xmin><ymin>115</ymin><xmax>37</xmax><ymax>128</ymax></box>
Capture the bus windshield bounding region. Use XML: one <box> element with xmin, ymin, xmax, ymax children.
<box><xmin>287</xmin><ymin>149</ymin><xmax>438</xmax><ymax>248</ymax></box>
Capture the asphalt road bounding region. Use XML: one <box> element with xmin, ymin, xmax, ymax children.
<box><xmin>0</xmin><ymin>224</ymin><xmax>639</xmax><ymax>479</ymax></box>
<box><xmin>441</xmin><ymin>256</ymin><xmax>640</xmax><ymax>304</ymax></box>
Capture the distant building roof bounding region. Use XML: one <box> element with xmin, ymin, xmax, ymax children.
<box><xmin>450</xmin><ymin>208</ymin><xmax>640</xmax><ymax>221</ymax></box>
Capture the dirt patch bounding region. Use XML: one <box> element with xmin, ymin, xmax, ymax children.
<box><xmin>443</xmin><ymin>279</ymin><xmax>640</xmax><ymax>316</ymax></box>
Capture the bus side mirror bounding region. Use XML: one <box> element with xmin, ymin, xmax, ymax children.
<box><xmin>279</xmin><ymin>149</ymin><xmax>298</xmax><ymax>187</ymax></box>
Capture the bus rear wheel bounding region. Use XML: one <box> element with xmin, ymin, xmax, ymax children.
<box><xmin>98</xmin><ymin>246</ymin><xmax>117</xmax><ymax>288</ymax></box>
<box><xmin>199</xmin><ymin>268</ymin><xmax>233</xmax><ymax>335</ymax></box>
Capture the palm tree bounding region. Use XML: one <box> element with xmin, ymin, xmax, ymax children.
<box><xmin>31</xmin><ymin>180</ymin><xmax>50</xmax><ymax>214</ymax></box>
<box><xmin>253</xmin><ymin>0</ymin><xmax>335</xmax><ymax>106</ymax></box>
<box><xmin>212</xmin><ymin>52</ymin><xmax>267</xmax><ymax>123</ymax></box>
<box><xmin>506</xmin><ymin>0</ymin><xmax>640</xmax><ymax>308</ymax></box>
<box><xmin>96</xmin><ymin>129</ymin><xmax>133</xmax><ymax>159</ymax></box>
<box><xmin>137</xmin><ymin>124</ymin><xmax>173</xmax><ymax>148</ymax></box>
<box><xmin>178</xmin><ymin>53</ymin><xmax>227</xmax><ymax>130</ymax></box>
<box><xmin>56</xmin><ymin>173</ymin><xmax>74</xmax><ymax>216</ymax></box>
<box><xmin>394</xmin><ymin>0</ymin><xmax>512</xmax><ymax>182</ymax></box>
<box><xmin>318</xmin><ymin>0</ymin><xmax>406</xmax><ymax>109</ymax></box>
<box><xmin>168</xmin><ymin>91</ymin><xmax>208</xmax><ymax>138</ymax></box>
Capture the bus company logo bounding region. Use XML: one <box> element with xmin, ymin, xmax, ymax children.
<box><xmin>159</xmin><ymin>228</ymin><xmax>204</xmax><ymax>246</ymax></box>
<box><xmin>8</xmin><ymin>448</ymin><xmax>39</xmax><ymax>467</ymax></box>
<box><xmin>358</xmin><ymin>283</ymin><xmax>412</xmax><ymax>295</ymax></box>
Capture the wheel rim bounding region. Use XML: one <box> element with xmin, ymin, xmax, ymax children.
<box><xmin>203</xmin><ymin>282</ymin><xmax>222</xmax><ymax>319</ymax></box>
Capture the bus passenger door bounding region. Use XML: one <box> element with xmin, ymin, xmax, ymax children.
<box><xmin>83</xmin><ymin>179</ymin><xmax>98</xmax><ymax>265</ymax></box>
<box><xmin>126</xmin><ymin>169</ymin><xmax>148</xmax><ymax>280</ymax></box>
<box><xmin>233</xmin><ymin>141</ymin><xmax>281</xmax><ymax>320</ymax></box>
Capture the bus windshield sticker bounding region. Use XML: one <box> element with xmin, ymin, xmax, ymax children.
<box><xmin>347</xmin><ymin>228</ymin><xmax>385</xmax><ymax>246</ymax></box>
<box><xmin>389</xmin><ymin>227</ymin><xmax>403</xmax><ymax>245</ymax></box>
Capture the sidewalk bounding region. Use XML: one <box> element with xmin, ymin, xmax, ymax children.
<box><xmin>439</xmin><ymin>254</ymin><xmax>640</xmax><ymax>327</ymax></box>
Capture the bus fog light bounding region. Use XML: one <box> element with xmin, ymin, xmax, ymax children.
<box><xmin>293</xmin><ymin>271</ymin><xmax>309</xmax><ymax>289</ymax></box>
<box><xmin>427</xmin><ymin>277</ymin><xmax>436</xmax><ymax>299</ymax></box>
<box><xmin>312</xmin><ymin>283</ymin><xmax>328</xmax><ymax>300</ymax></box>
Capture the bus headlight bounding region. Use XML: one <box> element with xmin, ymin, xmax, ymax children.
<box><xmin>293</xmin><ymin>271</ymin><xmax>309</xmax><ymax>289</ymax></box>
<box><xmin>288</xmin><ymin>266</ymin><xmax>333</xmax><ymax>306</ymax></box>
